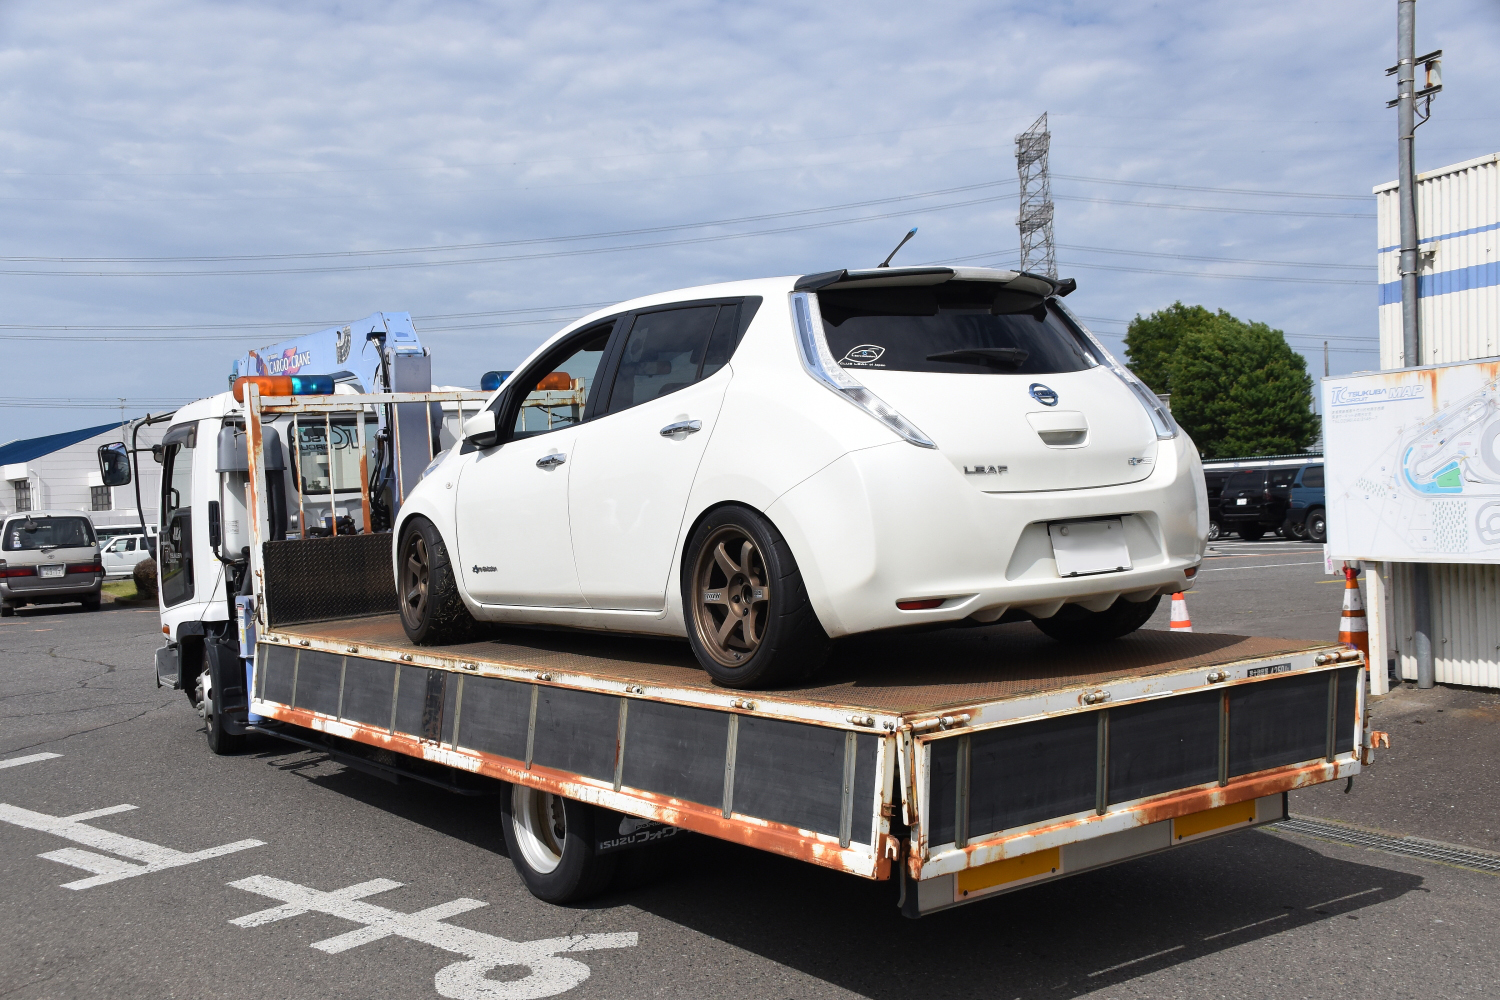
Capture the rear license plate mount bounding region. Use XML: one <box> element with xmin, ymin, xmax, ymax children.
<box><xmin>1048</xmin><ymin>519</ymin><xmax>1132</xmax><ymax>577</ymax></box>
<box><xmin>39</xmin><ymin>564</ymin><xmax>65</xmax><ymax>579</ymax></box>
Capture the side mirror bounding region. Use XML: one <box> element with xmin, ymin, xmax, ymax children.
<box><xmin>97</xmin><ymin>442</ymin><xmax>132</xmax><ymax>486</ymax></box>
<box><xmin>150</xmin><ymin>444</ymin><xmax>164</xmax><ymax>465</ymax></box>
<box><xmin>207</xmin><ymin>500</ymin><xmax>222</xmax><ymax>552</ymax></box>
<box><xmin>462</xmin><ymin>409</ymin><xmax>500</xmax><ymax>448</ymax></box>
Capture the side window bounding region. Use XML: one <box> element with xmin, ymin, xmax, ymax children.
<box><xmin>159</xmin><ymin>426</ymin><xmax>196</xmax><ymax>607</ymax></box>
<box><xmin>1302</xmin><ymin>465</ymin><xmax>1324</xmax><ymax>488</ymax></box>
<box><xmin>513</xmin><ymin>328</ymin><xmax>611</xmax><ymax>438</ymax></box>
<box><xmin>604</xmin><ymin>305</ymin><xmax>720</xmax><ymax>415</ymax></box>
<box><xmin>123</xmin><ymin>537</ymin><xmax>137</xmax><ymax>551</ymax></box>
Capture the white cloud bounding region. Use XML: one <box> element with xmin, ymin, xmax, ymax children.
<box><xmin>0</xmin><ymin>0</ymin><xmax>1496</xmax><ymax>439</ymax></box>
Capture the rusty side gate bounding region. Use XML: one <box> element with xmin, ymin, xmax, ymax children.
<box><xmin>240</xmin><ymin>387</ymin><xmax>1370</xmax><ymax>916</ymax></box>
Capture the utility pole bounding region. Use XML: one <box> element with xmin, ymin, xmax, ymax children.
<box><xmin>1015</xmin><ymin>113</ymin><xmax>1057</xmax><ymax>279</ymax></box>
<box><xmin>1388</xmin><ymin>0</ymin><xmax>1443</xmax><ymax>690</ymax></box>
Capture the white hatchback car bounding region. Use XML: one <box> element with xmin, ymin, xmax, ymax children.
<box><xmin>394</xmin><ymin>267</ymin><xmax>1207</xmax><ymax>687</ymax></box>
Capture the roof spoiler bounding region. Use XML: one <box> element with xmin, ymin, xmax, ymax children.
<box><xmin>795</xmin><ymin>266</ymin><xmax>1075</xmax><ymax>297</ymax></box>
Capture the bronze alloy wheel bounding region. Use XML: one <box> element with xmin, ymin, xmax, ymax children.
<box><xmin>691</xmin><ymin>526</ymin><xmax>772</xmax><ymax>667</ymax></box>
<box><xmin>400</xmin><ymin>530</ymin><xmax>430</xmax><ymax>628</ymax></box>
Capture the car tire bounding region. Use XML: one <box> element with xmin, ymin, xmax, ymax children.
<box><xmin>500</xmin><ymin>784</ymin><xmax>617</xmax><ymax>903</ymax></box>
<box><xmin>81</xmin><ymin>593</ymin><xmax>101</xmax><ymax>611</ymax></box>
<box><xmin>197</xmin><ymin>646</ymin><xmax>247</xmax><ymax>755</ymax></box>
<box><xmin>398</xmin><ymin>517</ymin><xmax>481</xmax><ymax>645</ymax></box>
<box><xmin>0</xmin><ymin>602</ymin><xmax>12</xmax><ymax>618</ymax></box>
<box><xmin>1207</xmin><ymin>521</ymin><xmax>1221</xmax><ymax>542</ymax></box>
<box><xmin>1306</xmin><ymin>508</ymin><xmax>1327</xmax><ymax>543</ymax></box>
<box><xmin>1289</xmin><ymin>519</ymin><xmax>1308</xmax><ymax>540</ymax></box>
<box><xmin>1032</xmin><ymin>594</ymin><xmax>1163</xmax><ymax>643</ymax></box>
<box><xmin>682</xmin><ymin>505</ymin><xmax>830</xmax><ymax>689</ymax></box>
<box><xmin>1238</xmin><ymin>526</ymin><xmax>1265</xmax><ymax>541</ymax></box>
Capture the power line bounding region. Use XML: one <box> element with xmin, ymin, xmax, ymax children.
<box><xmin>1051</xmin><ymin>193</ymin><xmax>1375</xmax><ymax>219</ymax></box>
<box><xmin>0</xmin><ymin>302</ymin><xmax>614</xmax><ymax>334</ymax></box>
<box><xmin>0</xmin><ymin>192</ymin><xmax>1017</xmax><ymax>277</ymax></box>
<box><xmin>0</xmin><ymin>181</ymin><xmax>1016</xmax><ymax>264</ymax></box>
<box><xmin>1054</xmin><ymin>174</ymin><xmax>1369</xmax><ymax>202</ymax></box>
<box><xmin>939</xmin><ymin>245</ymin><xmax>1372</xmax><ymax>271</ymax></box>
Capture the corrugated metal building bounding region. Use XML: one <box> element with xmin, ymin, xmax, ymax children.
<box><xmin>0</xmin><ymin>419</ymin><xmax>170</xmax><ymax>534</ymax></box>
<box><xmin>1370</xmin><ymin>152</ymin><xmax>1500</xmax><ymax>690</ymax></box>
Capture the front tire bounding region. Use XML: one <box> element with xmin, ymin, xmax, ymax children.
<box><xmin>197</xmin><ymin>647</ymin><xmax>247</xmax><ymax>755</ymax></box>
<box><xmin>1032</xmin><ymin>594</ymin><xmax>1162</xmax><ymax>643</ymax></box>
<box><xmin>500</xmin><ymin>784</ymin><xmax>617</xmax><ymax>903</ymax></box>
<box><xmin>398</xmin><ymin>517</ymin><xmax>480</xmax><ymax>645</ymax></box>
<box><xmin>682</xmin><ymin>505</ymin><xmax>830</xmax><ymax>689</ymax></box>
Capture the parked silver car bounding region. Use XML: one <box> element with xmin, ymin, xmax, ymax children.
<box><xmin>0</xmin><ymin>511</ymin><xmax>103</xmax><ymax>615</ymax></box>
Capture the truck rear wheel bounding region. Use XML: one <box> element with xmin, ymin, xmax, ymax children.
<box><xmin>1032</xmin><ymin>594</ymin><xmax>1162</xmax><ymax>643</ymax></box>
<box><xmin>398</xmin><ymin>517</ymin><xmax>480</xmax><ymax>645</ymax></box>
<box><xmin>501</xmin><ymin>784</ymin><xmax>617</xmax><ymax>903</ymax></box>
<box><xmin>682</xmin><ymin>506</ymin><xmax>830</xmax><ymax>689</ymax></box>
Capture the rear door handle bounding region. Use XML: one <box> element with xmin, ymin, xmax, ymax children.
<box><xmin>536</xmin><ymin>452</ymin><xmax>566</xmax><ymax>468</ymax></box>
<box><xmin>660</xmin><ymin>420</ymin><xmax>702</xmax><ymax>436</ymax></box>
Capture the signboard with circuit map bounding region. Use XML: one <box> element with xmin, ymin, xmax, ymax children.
<box><xmin>1324</xmin><ymin>359</ymin><xmax>1500</xmax><ymax>563</ymax></box>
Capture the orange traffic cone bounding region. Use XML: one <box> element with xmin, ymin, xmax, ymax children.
<box><xmin>1169</xmin><ymin>592</ymin><xmax>1193</xmax><ymax>632</ymax></box>
<box><xmin>1339</xmin><ymin>563</ymin><xmax>1369</xmax><ymax>659</ymax></box>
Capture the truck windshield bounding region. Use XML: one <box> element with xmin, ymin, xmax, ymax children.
<box><xmin>817</xmin><ymin>282</ymin><xmax>1099</xmax><ymax>375</ymax></box>
<box><xmin>2</xmin><ymin>516</ymin><xmax>95</xmax><ymax>550</ymax></box>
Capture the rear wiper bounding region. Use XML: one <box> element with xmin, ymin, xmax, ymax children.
<box><xmin>925</xmin><ymin>347</ymin><xmax>1030</xmax><ymax>369</ymax></box>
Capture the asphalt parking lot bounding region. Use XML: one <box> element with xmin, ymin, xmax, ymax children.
<box><xmin>3</xmin><ymin>554</ymin><xmax>1498</xmax><ymax>999</ymax></box>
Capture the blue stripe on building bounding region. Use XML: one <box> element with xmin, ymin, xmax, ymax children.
<box><xmin>0</xmin><ymin>422</ymin><xmax>121</xmax><ymax>467</ymax></box>
<box><xmin>1378</xmin><ymin>260</ymin><xmax>1500</xmax><ymax>306</ymax></box>
<box><xmin>1377</xmin><ymin>219</ymin><xmax>1500</xmax><ymax>254</ymax></box>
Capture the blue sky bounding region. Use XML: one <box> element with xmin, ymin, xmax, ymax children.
<box><xmin>1</xmin><ymin>0</ymin><xmax>1496</xmax><ymax>441</ymax></box>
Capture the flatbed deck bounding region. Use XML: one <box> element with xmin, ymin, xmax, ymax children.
<box><xmin>280</xmin><ymin>612</ymin><xmax>1330</xmax><ymax>718</ymax></box>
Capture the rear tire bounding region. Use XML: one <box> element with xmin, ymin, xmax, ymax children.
<box><xmin>1306</xmin><ymin>508</ymin><xmax>1327</xmax><ymax>543</ymax></box>
<box><xmin>0</xmin><ymin>602</ymin><xmax>13</xmax><ymax>617</ymax></box>
<box><xmin>81</xmin><ymin>593</ymin><xmax>101</xmax><ymax>611</ymax></box>
<box><xmin>1032</xmin><ymin>594</ymin><xmax>1162</xmax><ymax>643</ymax></box>
<box><xmin>398</xmin><ymin>517</ymin><xmax>480</xmax><ymax>645</ymax></box>
<box><xmin>682</xmin><ymin>505</ymin><xmax>830</xmax><ymax>689</ymax></box>
<box><xmin>500</xmin><ymin>784</ymin><xmax>617</xmax><ymax>903</ymax></box>
<box><xmin>1238</xmin><ymin>526</ymin><xmax>1266</xmax><ymax>541</ymax></box>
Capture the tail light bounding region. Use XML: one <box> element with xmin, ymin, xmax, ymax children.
<box><xmin>897</xmin><ymin>598</ymin><xmax>945</xmax><ymax>610</ymax></box>
<box><xmin>0</xmin><ymin>565</ymin><xmax>36</xmax><ymax>578</ymax></box>
<box><xmin>66</xmin><ymin>561</ymin><xmax>102</xmax><ymax>574</ymax></box>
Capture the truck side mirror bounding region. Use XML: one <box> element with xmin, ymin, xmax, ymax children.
<box><xmin>151</xmin><ymin>443</ymin><xmax>164</xmax><ymax>465</ymax></box>
<box><xmin>462</xmin><ymin>409</ymin><xmax>500</xmax><ymax>448</ymax></box>
<box><xmin>97</xmin><ymin>442</ymin><xmax>132</xmax><ymax>486</ymax></box>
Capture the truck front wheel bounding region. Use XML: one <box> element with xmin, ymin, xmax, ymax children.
<box><xmin>196</xmin><ymin>647</ymin><xmax>247</xmax><ymax>755</ymax></box>
<box><xmin>500</xmin><ymin>784</ymin><xmax>617</xmax><ymax>903</ymax></box>
<box><xmin>398</xmin><ymin>517</ymin><xmax>479</xmax><ymax>645</ymax></box>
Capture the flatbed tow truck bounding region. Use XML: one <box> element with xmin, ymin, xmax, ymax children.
<box><xmin>144</xmin><ymin>385</ymin><xmax>1375</xmax><ymax>917</ymax></box>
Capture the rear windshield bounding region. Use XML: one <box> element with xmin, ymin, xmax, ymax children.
<box><xmin>818</xmin><ymin>282</ymin><xmax>1099</xmax><ymax>375</ymax></box>
<box><xmin>1225</xmin><ymin>471</ymin><xmax>1267</xmax><ymax>492</ymax></box>
<box><xmin>2</xmin><ymin>516</ymin><xmax>96</xmax><ymax>551</ymax></box>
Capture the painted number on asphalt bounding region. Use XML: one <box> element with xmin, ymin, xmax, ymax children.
<box><xmin>230</xmin><ymin>875</ymin><xmax>639</xmax><ymax>1000</ymax></box>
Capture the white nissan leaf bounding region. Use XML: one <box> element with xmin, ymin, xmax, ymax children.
<box><xmin>394</xmin><ymin>266</ymin><xmax>1208</xmax><ymax>688</ymax></box>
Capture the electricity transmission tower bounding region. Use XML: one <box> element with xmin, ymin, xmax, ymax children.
<box><xmin>1015</xmin><ymin>112</ymin><xmax>1056</xmax><ymax>278</ymax></box>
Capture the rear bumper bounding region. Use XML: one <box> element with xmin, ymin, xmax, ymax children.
<box><xmin>769</xmin><ymin>435</ymin><xmax>1206</xmax><ymax>638</ymax></box>
<box><xmin>1</xmin><ymin>575</ymin><xmax>103</xmax><ymax>602</ymax></box>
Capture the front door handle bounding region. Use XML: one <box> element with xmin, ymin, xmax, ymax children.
<box><xmin>536</xmin><ymin>452</ymin><xmax>566</xmax><ymax>468</ymax></box>
<box><xmin>660</xmin><ymin>419</ymin><xmax>703</xmax><ymax>437</ymax></box>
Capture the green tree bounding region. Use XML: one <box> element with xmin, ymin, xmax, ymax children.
<box><xmin>1165</xmin><ymin>318</ymin><xmax>1318</xmax><ymax>458</ymax></box>
<box><xmin>1123</xmin><ymin>301</ymin><xmax>1217</xmax><ymax>395</ymax></box>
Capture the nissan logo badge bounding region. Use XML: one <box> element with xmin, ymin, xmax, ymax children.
<box><xmin>1029</xmin><ymin>383</ymin><xmax>1059</xmax><ymax>406</ymax></box>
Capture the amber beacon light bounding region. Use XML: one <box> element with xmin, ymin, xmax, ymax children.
<box><xmin>232</xmin><ymin>374</ymin><xmax>336</xmax><ymax>402</ymax></box>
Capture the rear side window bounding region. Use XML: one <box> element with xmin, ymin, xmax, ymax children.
<box><xmin>2</xmin><ymin>516</ymin><xmax>95</xmax><ymax>551</ymax></box>
<box><xmin>817</xmin><ymin>281</ymin><xmax>1098</xmax><ymax>376</ymax></box>
<box><xmin>606</xmin><ymin>306</ymin><xmax>719</xmax><ymax>414</ymax></box>
<box><xmin>1270</xmin><ymin>469</ymin><xmax>1297</xmax><ymax>487</ymax></box>
<box><xmin>1302</xmin><ymin>465</ymin><xmax>1324</xmax><ymax>488</ymax></box>
<box><xmin>1225</xmin><ymin>471</ymin><xmax>1267</xmax><ymax>492</ymax></box>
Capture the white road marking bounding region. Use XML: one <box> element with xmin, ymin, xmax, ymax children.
<box><xmin>1198</xmin><ymin>561</ymin><xmax>1322</xmax><ymax>572</ymax></box>
<box><xmin>1086</xmin><ymin>944</ymin><xmax>1186</xmax><ymax>977</ymax></box>
<box><xmin>0</xmin><ymin>753</ymin><xmax>62</xmax><ymax>770</ymax></box>
<box><xmin>230</xmin><ymin>875</ymin><xmax>639</xmax><ymax>1000</ymax></box>
<box><xmin>0</xmin><ymin>802</ymin><xmax>264</xmax><ymax>890</ymax></box>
